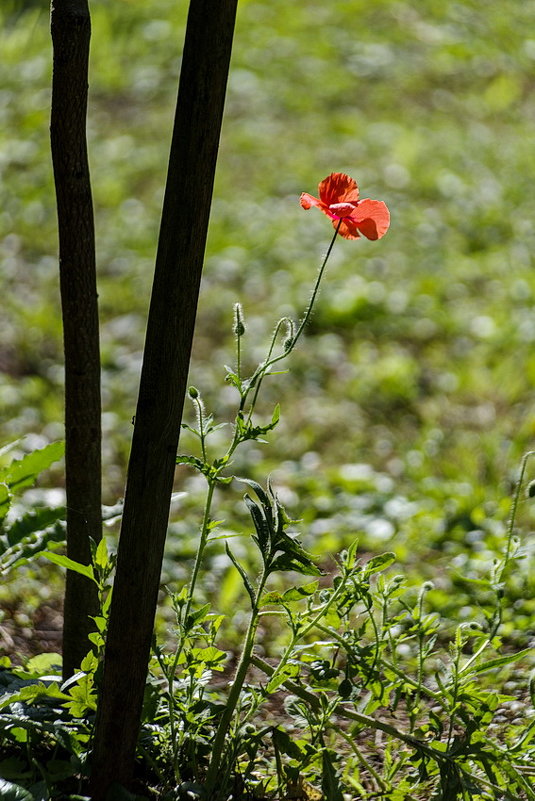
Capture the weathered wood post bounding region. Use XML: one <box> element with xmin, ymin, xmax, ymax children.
<box><xmin>90</xmin><ymin>0</ymin><xmax>239</xmax><ymax>795</ymax></box>
<box><xmin>50</xmin><ymin>0</ymin><xmax>102</xmax><ymax>680</ymax></box>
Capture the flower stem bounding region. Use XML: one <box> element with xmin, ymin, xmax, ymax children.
<box><xmin>242</xmin><ymin>221</ymin><xmax>341</xmax><ymax>416</ymax></box>
<box><xmin>291</xmin><ymin>219</ymin><xmax>341</xmax><ymax>351</ymax></box>
<box><xmin>167</xmin><ymin>478</ymin><xmax>217</xmax><ymax>774</ymax></box>
<box><xmin>204</xmin><ymin>566</ymin><xmax>268</xmax><ymax>794</ymax></box>
<box><xmin>504</xmin><ymin>450</ymin><xmax>535</xmax><ymax>567</ymax></box>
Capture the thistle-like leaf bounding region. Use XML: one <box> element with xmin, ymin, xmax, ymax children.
<box><xmin>226</xmin><ymin>542</ymin><xmax>255</xmax><ymax>606</ymax></box>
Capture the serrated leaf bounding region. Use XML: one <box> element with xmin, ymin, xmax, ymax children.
<box><xmin>4</xmin><ymin>506</ymin><xmax>66</xmax><ymax>546</ymax></box>
<box><xmin>237</xmin><ymin>477</ymin><xmax>271</xmax><ymax>509</ymax></box>
<box><xmin>4</xmin><ymin>441</ymin><xmax>64</xmax><ymax>494</ymax></box>
<box><xmin>80</xmin><ymin>651</ymin><xmax>98</xmax><ymax>673</ymax></box>
<box><xmin>1</xmin><ymin>514</ymin><xmax>66</xmax><ymax>575</ymax></box>
<box><xmin>226</xmin><ymin>543</ymin><xmax>255</xmax><ymax>606</ymax></box>
<box><xmin>470</xmin><ymin>647</ymin><xmax>534</xmax><ymax>675</ymax></box>
<box><xmin>190</xmin><ymin>646</ymin><xmax>227</xmax><ymax>666</ymax></box>
<box><xmin>176</xmin><ymin>454</ymin><xmax>205</xmax><ymax>470</ymax></box>
<box><xmin>345</xmin><ymin>539</ymin><xmax>359</xmax><ymax>567</ymax></box>
<box><xmin>244</xmin><ymin>494</ymin><xmax>271</xmax><ymax>558</ymax></box>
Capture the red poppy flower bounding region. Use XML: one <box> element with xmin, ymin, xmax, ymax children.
<box><xmin>300</xmin><ymin>172</ymin><xmax>390</xmax><ymax>240</ymax></box>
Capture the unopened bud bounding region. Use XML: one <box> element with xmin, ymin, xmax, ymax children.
<box><xmin>188</xmin><ymin>386</ymin><xmax>199</xmax><ymax>399</ymax></box>
<box><xmin>528</xmin><ymin>480</ymin><xmax>535</xmax><ymax>498</ymax></box>
<box><xmin>234</xmin><ymin>303</ymin><xmax>246</xmax><ymax>337</ymax></box>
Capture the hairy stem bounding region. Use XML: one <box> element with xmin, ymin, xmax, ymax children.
<box><xmin>205</xmin><ymin>566</ymin><xmax>268</xmax><ymax>793</ymax></box>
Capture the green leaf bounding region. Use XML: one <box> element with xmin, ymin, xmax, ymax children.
<box><xmin>0</xmin><ymin>779</ymin><xmax>33</xmax><ymax>801</ymax></box>
<box><xmin>3</xmin><ymin>506</ymin><xmax>66</xmax><ymax>548</ymax></box>
<box><xmin>94</xmin><ymin>536</ymin><xmax>109</xmax><ymax>570</ymax></box>
<box><xmin>80</xmin><ymin>651</ymin><xmax>99</xmax><ymax>673</ymax></box>
<box><xmin>364</xmin><ymin>552</ymin><xmax>396</xmax><ymax>575</ymax></box>
<box><xmin>263</xmin><ymin>581</ymin><xmax>318</xmax><ymax>605</ymax></box>
<box><xmin>270</xmin><ymin>552</ymin><xmax>322</xmax><ymax>577</ymax></box>
<box><xmin>190</xmin><ymin>646</ymin><xmax>227</xmax><ymax>667</ymax></box>
<box><xmin>4</xmin><ymin>441</ymin><xmax>64</xmax><ymax>494</ymax></box>
<box><xmin>0</xmin><ymin>682</ymin><xmax>69</xmax><ymax>709</ymax></box>
<box><xmin>0</xmin><ymin>483</ymin><xmax>10</xmax><ymax>524</ymax></box>
<box><xmin>176</xmin><ymin>453</ymin><xmax>205</xmax><ymax>470</ymax></box>
<box><xmin>63</xmin><ymin>671</ymin><xmax>97</xmax><ymax>716</ymax></box>
<box><xmin>321</xmin><ymin>746</ymin><xmax>344</xmax><ymax>801</ymax></box>
<box><xmin>0</xmin><ymin>757</ymin><xmax>26</xmax><ymax>781</ymax></box>
<box><xmin>186</xmin><ymin>602</ymin><xmax>211</xmax><ymax>628</ymax></box>
<box><xmin>266</xmin><ymin>662</ymin><xmax>300</xmax><ymax>693</ymax></box>
<box><xmin>1</xmin><ymin>514</ymin><xmax>66</xmax><ymax>575</ymax></box>
<box><xmin>470</xmin><ymin>647</ymin><xmax>534</xmax><ymax>675</ymax></box>
<box><xmin>25</xmin><ymin>652</ymin><xmax>62</xmax><ymax>675</ymax></box>
<box><xmin>41</xmin><ymin>551</ymin><xmax>95</xmax><ymax>581</ymax></box>
<box><xmin>226</xmin><ymin>543</ymin><xmax>255</xmax><ymax>606</ymax></box>
<box><xmin>244</xmin><ymin>494</ymin><xmax>270</xmax><ymax>558</ymax></box>
<box><xmin>262</xmin><ymin>590</ymin><xmax>284</xmax><ymax>605</ymax></box>
<box><xmin>224</xmin><ymin>366</ymin><xmax>242</xmax><ymax>390</ymax></box>
<box><xmin>272</xmin><ymin>727</ymin><xmax>305</xmax><ymax>760</ymax></box>
<box><xmin>237</xmin><ymin>477</ymin><xmax>271</xmax><ymax>509</ymax></box>
<box><xmin>206</xmin><ymin>422</ymin><xmax>228</xmax><ymax>434</ymax></box>
<box><xmin>43</xmin><ymin>759</ymin><xmax>76</xmax><ymax>782</ymax></box>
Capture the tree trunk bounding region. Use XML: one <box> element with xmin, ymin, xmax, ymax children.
<box><xmin>50</xmin><ymin>0</ymin><xmax>102</xmax><ymax>680</ymax></box>
<box><xmin>89</xmin><ymin>0</ymin><xmax>238</xmax><ymax>795</ymax></box>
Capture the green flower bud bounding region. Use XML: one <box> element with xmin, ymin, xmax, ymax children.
<box><xmin>188</xmin><ymin>386</ymin><xmax>199</xmax><ymax>399</ymax></box>
<box><xmin>233</xmin><ymin>302</ymin><xmax>245</xmax><ymax>336</ymax></box>
<box><xmin>283</xmin><ymin>337</ymin><xmax>294</xmax><ymax>352</ymax></box>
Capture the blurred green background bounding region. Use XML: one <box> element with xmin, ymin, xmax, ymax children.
<box><xmin>1</xmin><ymin>0</ymin><xmax>534</xmax><ymax>631</ymax></box>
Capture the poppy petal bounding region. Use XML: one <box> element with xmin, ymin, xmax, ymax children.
<box><xmin>352</xmin><ymin>199</ymin><xmax>390</xmax><ymax>240</ymax></box>
<box><xmin>328</xmin><ymin>202</ymin><xmax>358</xmax><ymax>219</ymax></box>
<box><xmin>319</xmin><ymin>173</ymin><xmax>359</xmax><ymax>207</ymax></box>
<box><xmin>300</xmin><ymin>192</ymin><xmax>324</xmax><ymax>211</ymax></box>
<box><xmin>334</xmin><ymin>217</ymin><xmax>361</xmax><ymax>240</ymax></box>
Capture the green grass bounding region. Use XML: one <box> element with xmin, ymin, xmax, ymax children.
<box><xmin>1</xmin><ymin>0</ymin><xmax>534</xmax><ymax>644</ymax></box>
<box><xmin>1</xmin><ymin>3</ymin><xmax>535</xmax><ymax>797</ymax></box>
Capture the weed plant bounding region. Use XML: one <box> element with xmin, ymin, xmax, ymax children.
<box><xmin>1</xmin><ymin>199</ymin><xmax>534</xmax><ymax>800</ymax></box>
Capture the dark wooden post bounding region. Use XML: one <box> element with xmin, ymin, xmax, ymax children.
<box><xmin>50</xmin><ymin>0</ymin><xmax>102</xmax><ymax>680</ymax></box>
<box><xmin>89</xmin><ymin>0</ymin><xmax>239</xmax><ymax>795</ymax></box>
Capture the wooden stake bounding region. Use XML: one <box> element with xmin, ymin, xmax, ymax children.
<box><xmin>50</xmin><ymin>0</ymin><xmax>102</xmax><ymax>680</ymax></box>
<box><xmin>90</xmin><ymin>0</ymin><xmax>239</xmax><ymax>795</ymax></box>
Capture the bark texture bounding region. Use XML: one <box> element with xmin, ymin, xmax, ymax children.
<box><xmin>50</xmin><ymin>0</ymin><xmax>102</xmax><ymax>680</ymax></box>
<box><xmin>90</xmin><ymin>0</ymin><xmax>239</xmax><ymax>795</ymax></box>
